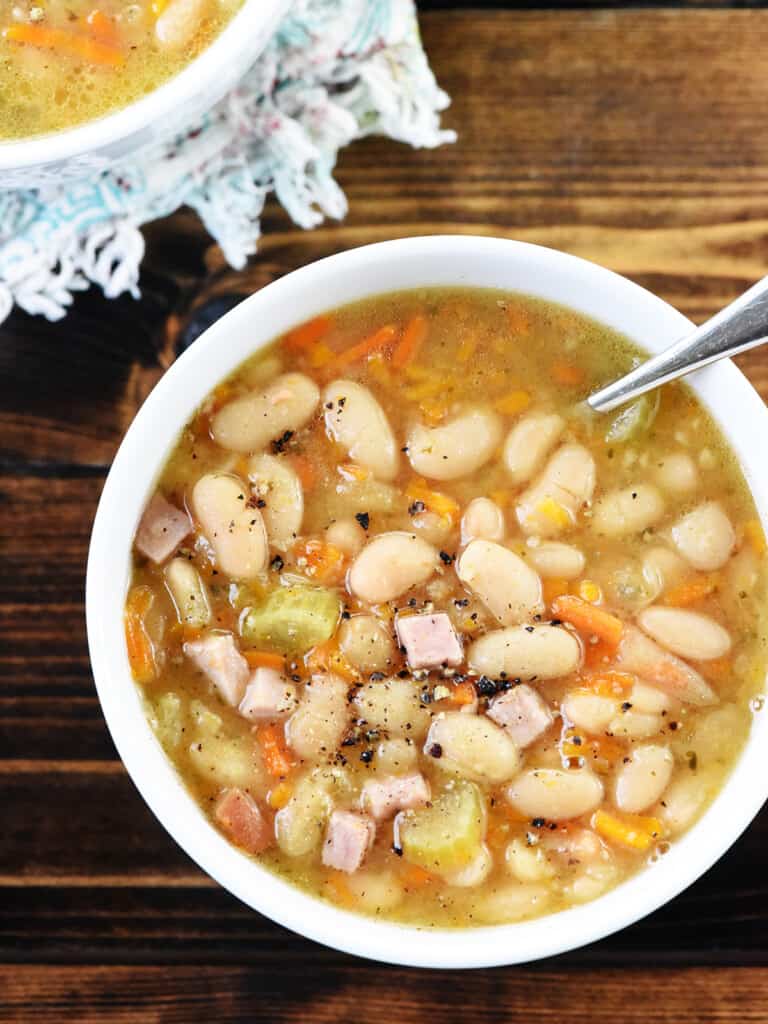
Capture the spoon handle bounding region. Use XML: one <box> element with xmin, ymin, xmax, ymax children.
<box><xmin>587</xmin><ymin>275</ymin><xmax>768</xmax><ymax>413</ymax></box>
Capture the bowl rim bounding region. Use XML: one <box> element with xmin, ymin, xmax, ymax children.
<box><xmin>86</xmin><ymin>235</ymin><xmax>768</xmax><ymax>968</ymax></box>
<box><xmin>0</xmin><ymin>0</ymin><xmax>288</xmax><ymax>172</ymax></box>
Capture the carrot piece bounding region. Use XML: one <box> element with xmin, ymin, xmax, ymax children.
<box><xmin>326</xmin><ymin>872</ymin><xmax>355</xmax><ymax>908</ymax></box>
<box><xmin>3</xmin><ymin>22</ymin><xmax>123</xmax><ymax>66</ymax></box>
<box><xmin>577</xmin><ymin>671</ymin><xmax>635</xmax><ymax>698</ymax></box>
<box><xmin>697</xmin><ymin>655</ymin><xmax>732</xmax><ymax>682</ymax></box>
<box><xmin>419</xmin><ymin>399</ymin><xmax>448</xmax><ymax>425</ymax></box>
<box><xmin>243</xmin><ymin>650</ymin><xmax>286</xmax><ymax>671</ymax></box>
<box><xmin>401</xmin><ymin>863</ymin><xmax>435</xmax><ymax>889</ymax></box>
<box><xmin>592</xmin><ymin>809</ymin><xmax>663</xmax><ymax>852</ymax></box>
<box><xmin>542</xmin><ymin>577</ymin><xmax>570</xmax><ymax>606</ymax></box>
<box><xmin>494</xmin><ymin>390</ymin><xmax>531</xmax><ymax>416</ymax></box>
<box><xmin>744</xmin><ymin>518</ymin><xmax>767</xmax><ymax>556</ymax></box>
<box><xmin>293</xmin><ymin>538</ymin><xmax>346</xmax><ymax>585</ymax></box>
<box><xmin>583</xmin><ymin>636</ymin><xmax>618</xmax><ymax>670</ymax></box>
<box><xmin>551</xmin><ymin>594</ymin><xmax>624</xmax><ymax>646</ymax></box>
<box><xmin>86</xmin><ymin>8</ymin><xmax>119</xmax><ymax>46</ymax></box>
<box><xmin>551</xmin><ymin>360</ymin><xmax>585</xmax><ymax>387</ymax></box>
<box><xmin>448</xmin><ymin>681</ymin><xmax>477</xmax><ymax>706</ymax></box>
<box><xmin>267</xmin><ymin>780</ymin><xmax>294</xmax><ymax>810</ymax></box>
<box><xmin>662</xmin><ymin>574</ymin><xmax>718</xmax><ymax>608</ymax></box>
<box><xmin>405</xmin><ymin>479</ymin><xmax>461</xmax><ymax>525</ymax></box>
<box><xmin>391</xmin><ymin>315</ymin><xmax>428</xmax><ymax>369</ymax></box>
<box><xmin>282</xmin><ymin>314</ymin><xmax>333</xmax><ymax>353</ymax></box>
<box><xmin>338</xmin><ymin>462</ymin><xmax>370</xmax><ymax>483</ymax></box>
<box><xmin>258</xmin><ymin>724</ymin><xmax>295</xmax><ymax>778</ymax></box>
<box><xmin>290</xmin><ymin>455</ymin><xmax>317</xmax><ymax>492</ymax></box>
<box><xmin>306</xmin><ymin>640</ymin><xmax>358</xmax><ymax>683</ymax></box>
<box><xmin>333</xmin><ymin>324</ymin><xmax>398</xmax><ymax>370</ymax></box>
<box><xmin>124</xmin><ymin>586</ymin><xmax>157</xmax><ymax>684</ymax></box>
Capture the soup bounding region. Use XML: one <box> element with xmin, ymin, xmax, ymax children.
<box><xmin>126</xmin><ymin>288</ymin><xmax>767</xmax><ymax>928</ymax></box>
<box><xmin>0</xmin><ymin>0</ymin><xmax>241</xmax><ymax>139</ymax></box>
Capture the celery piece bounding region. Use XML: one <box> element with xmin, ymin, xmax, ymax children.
<box><xmin>242</xmin><ymin>585</ymin><xmax>341</xmax><ymax>655</ymax></box>
<box><xmin>604</xmin><ymin>391</ymin><xmax>660</xmax><ymax>444</ymax></box>
<box><xmin>397</xmin><ymin>781</ymin><xmax>485</xmax><ymax>873</ymax></box>
<box><xmin>150</xmin><ymin>692</ymin><xmax>183</xmax><ymax>750</ymax></box>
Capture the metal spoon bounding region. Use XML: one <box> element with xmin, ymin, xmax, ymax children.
<box><xmin>587</xmin><ymin>276</ymin><xmax>768</xmax><ymax>413</ymax></box>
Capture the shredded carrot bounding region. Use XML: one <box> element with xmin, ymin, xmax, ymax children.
<box><xmin>293</xmin><ymin>538</ymin><xmax>346</xmax><ymax>585</ymax></box>
<box><xmin>267</xmin><ymin>780</ymin><xmax>294</xmax><ymax>810</ymax></box>
<box><xmin>551</xmin><ymin>594</ymin><xmax>624</xmax><ymax>646</ymax></box>
<box><xmin>306</xmin><ymin>640</ymin><xmax>358</xmax><ymax>683</ymax></box>
<box><xmin>326</xmin><ymin>872</ymin><xmax>355</xmax><ymax>908</ymax></box>
<box><xmin>401</xmin><ymin>863</ymin><xmax>434</xmax><ymax>889</ymax></box>
<box><xmin>542</xmin><ymin>577</ymin><xmax>570</xmax><ymax>606</ymax></box>
<box><xmin>86</xmin><ymin>8</ymin><xmax>119</xmax><ymax>46</ymax></box>
<box><xmin>282</xmin><ymin>313</ymin><xmax>333</xmax><ymax>352</ymax></box>
<box><xmin>698</xmin><ymin>655</ymin><xmax>732</xmax><ymax>682</ymax></box>
<box><xmin>258</xmin><ymin>724</ymin><xmax>295</xmax><ymax>778</ymax></box>
<box><xmin>124</xmin><ymin>586</ymin><xmax>157</xmax><ymax>684</ymax></box>
<box><xmin>583</xmin><ymin>636</ymin><xmax>618</xmax><ymax>670</ymax></box>
<box><xmin>419</xmin><ymin>399</ymin><xmax>449</xmax><ymax>425</ymax></box>
<box><xmin>662</xmin><ymin>574</ymin><xmax>718</xmax><ymax>608</ymax></box>
<box><xmin>577</xmin><ymin>671</ymin><xmax>635</xmax><ymax>698</ymax></box>
<box><xmin>744</xmin><ymin>518</ymin><xmax>767</xmax><ymax>556</ymax></box>
<box><xmin>405</xmin><ymin>478</ymin><xmax>461</xmax><ymax>525</ymax></box>
<box><xmin>290</xmin><ymin>455</ymin><xmax>317</xmax><ymax>492</ymax></box>
<box><xmin>333</xmin><ymin>324</ymin><xmax>398</xmax><ymax>370</ymax></box>
<box><xmin>243</xmin><ymin>650</ymin><xmax>286</xmax><ymax>671</ymax></box>
<box><xmin>308</xmin><ymin>342</ymin><xmax>335</xmax><ymax>369</ymax></box>
<box><xmin>391</xmin><ymin>314</ymin><xmax>428</xmax><ymax>369</ymax></box>
<box><xmin>338</xmin><ymin>462</ymin><xmax>370</xmax><ymax>483</ymax></box>
<box><xmin>448</xmin><ymin>681</ymin><xmax>477</xmax><ymax>706</ymax></box>
<box><xmin>494</xmin><ymin>390</ymin><xmax>531</xmax><ymax>417</ymax></box>
<box><xmin>3</xmin><ymin>22</ymin><xmax>124</xmax><ymax>66</ymax></box>
<box><xmin>592</xmin><ymin>809</ymin><xmax>663</xmax><ymax>852</ymax></box>
<box><xmin>551</xmin><ymin>360</ymin><xmax>585</xmax><ymax>387</ymax></box>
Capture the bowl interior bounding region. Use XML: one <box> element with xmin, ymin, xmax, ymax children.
<box><xmin>86</xmin><ymin>236</ymin><xmax>768</xmax><ymax>968</ymax></box>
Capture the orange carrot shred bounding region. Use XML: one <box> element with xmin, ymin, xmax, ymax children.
<box><xmin>447</xmin><ymin>681</ymin><xmax>477</xmax><ymax>706</ymax></box>
<box><xmin>401</xmin><ymin>864</ymin><xmax>434</xmax><ymax>889</ymax></box>
<box><xmin>662</xmin><ymin>574</ymin><xmax>719</xmax><ymax>608</ymax></box>
<box><xmin>391</xmin><ymin>315</ymin><xmax>428</xmax><ymax>369</ymax></box>
<box><xmin>3</xmin><ymin>22</ymin><xmax>123</xmax><ymax>66</ymax></box>
<box><xmin>551</xmin><ymin>594</ymin><xmax>624</xmax><ymax>646</ymax></box>
<box><xmin>290</xmin><ymin>455</ymin><xmax>317</xmax><ymax>492</ymax></box>
<box><xmin>551</xmin><ymin>360</ymin><xmax>585</xmax><ymax>387</ymax></box>
<box><xmin>86</xmin><ymin>8</ymin><xmax>119</xmax><ymax>46</ymax></box>
<box><xmin>293</xmin><ymin>538</ymin><xmax>346</xmax><ymax>585</ymax></box>
<box><xmin>282</xmin><ymin>314</ymin><xmax>333</xmax><ymax>352</ymax></box>
<box><xmin>333</xmin><ymin>324</ymin><xmax>398</xmax><ymax>370</ymax></box>
<box><xmin>243</xmin><ymin>650</ymin><xmax>286</xmax><ymax>671</ymax></box>
<box><xmin>124</xmin><ymin>586</ymin><xmax>157</xmax><ymax>684</ymax></box>
<box><xmin>258</xmin><ymin>724</ymin><xmax>295</xmax><ymax>778</ymax></box>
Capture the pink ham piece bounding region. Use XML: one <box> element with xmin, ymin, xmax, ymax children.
<box><xmin>360</xmin><ymin>772</ymin><xmax>430</xmax><ymax>822</ymax></box>
<box><xmin>184</xmin><ymin>632</ymin><xmax>249</xmax><ymax>706</ymax></box>
<box><xmin>239</xmin><ymin>667</ymin><xmax>298</xmax><ymax>721</ymax></box>
<box><xmin>135</xmin><ymin>493</ymin><xmax>192</xmax><ymax>564</ymax></box>
<box><xmin>395</xmin><ymin>612</ymin><xmax>463</xmax><ymax>670</ymax></box>
<box><xmin>321</xmin><ymin>810</ymin><xmax>376</xmax><ymax>873</ymax></box>
<box><xmin>487</xmin><ymin>684</ymin><xmax>553</xmax><ymax>748</ymax></box>
<box><xmin>215</xmin><ymin>788</ymin><xmax>272</xmax><ymax>854</ymax></box>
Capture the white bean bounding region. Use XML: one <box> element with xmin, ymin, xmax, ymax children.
<box><xmin>425</xmin><ymin>712</ymin><xmax>520</xmax><ymax>784</ymax></box>
<box><xmin>629</xmin><ymin>681</ymin><xmax>674</xmax><ymax>715</ymax></box>
<box><xmin>516</xmin><ymin>444</ymin><xmax>596</xmax><ymax>536</ymax></box>
<box><xmin>671</xmin><ymin>501</ymin><xmax>735</xmax><ymax>570</ymax></box>
<box><xmin>528</xmin><ymin>541</ymin><xmax>585</xmax><ymax>580</ymax></box>
<box><xmin>654</xmin><ymin>452</ymin><xmax>699</xmax><ymax>496</ymax></box>
<box><xmin>608</xmin><ymin>709</ymin><xmax>663</xmax><ymax>740</ymax></box>
<box><xmin>339</xmin><ymin>614</ymin><xmax>395</xmax><ymax>673</ymax></box>
<box><xmin>505</xmin><ymin>839</ymin><xmax>555</xmax><ymax>882</ymax></box>
<box><xmin>642</xmin><ymin>546</ymin><xmax>688</xmax><ymax>597</ymax></box>
<box><xmin>565</xmin><ymin>859</ymin><xmax>619</xmax><ymax>904</ymax></box>
<box><xmin>461</xmin><ymin>497</ymin><xmax>505</xmax><ymax>545</ymax></box>
<box><xmin>275</xmin><ymin>770</ymin><xmax>333</xmax><ymax>856</ymax></box>
<box><xmin>617</xmin><ymin>624</ymin><xmax>716</xmax><ymax>706</ymax></box>
<box><xmin>286</xmin><ymin>674</ymin><xmax>349</xmax><ymax>760</ymax></box>
<box><xmin>212</xmin><ymin>373</ymin><xmax>320</xmax><ymax>454</ymax></box>
<box><xmin>503</xmin><ymin>412</ymin><xmax>564</xmax><ymax>485</ymax></box>
<box><xmin>353</xmin><ymin>678</ymin><xmax>431</xmax><ymax>739</ymax></box>
<box><xmin>637</xmin><ymin>606</ymin><xmax>731</xmax><ymax>661</ymax></box>
<box><xmin>506</xmin><ymin>768</ymin><xmax>604</xmax><ymax>820</ymax></box>
<box><xmin>348</xmin><ymin>532</ymin><xmax>437</xmax><ymax>604</ymax></box>
<box><xmin>344</xmin><ymin>869</ymin><xmax>404</xmax><ymax>913</ymax></box>
<box><xmin>561</xmin><ymin>690</ymin><xmax>618</xmax><ymax>733</ymax></box>
<box><xmin>410</xmin><ymin>510</ymin><xmax>455</xmax><ymax>546</ymax></box>
<box><xmin>247</xmin><ymin>453</ymin><xmax>303</xmax><ymax>550</ymax></box>
<box><xmin>192</xmin><ymin>473</ymin><xmax>267</xmax><ymax>579</ymax></box>
<box><xmin>375</xmin><ymin>737</ymin><xmax>418</xmax><ymax>775</ymax></box>
<box><xmin>324</xmin><ymin>380</ymin><xmax>398</xmax><ymax>481</ymax></box>
<box><xmin>164</xmin><ymin>557</ymin><xmax>210</xmax><ymax>630</ymax></box>
<box><xmin>456</xmin><ymin>539</ymin><xmax>543</xmax><ymax>626</ymax></box>
<box><xmin>155</xmin><ymin>0</ymin><xmax>210</xmax><ymax>49</ymax></box>
<box><xmin>444</xmin><ymin>845</ymin><xmax>493</xmax><ymax>887</ymax></box>
<box><xmin>592</xmin><ymin>484</ymin><xmax>665</xmax><ymax>538</ymax></box>
<box><xmin>614</xmin><ymin>744</ymin><xmax>673</xmax><ymax>813</ymax></box>
<box><xmin>468</xmin><ymin>625</ymin><xmax>581</xmax><ymax>680</ymax></box>
<box><xmin>656</xmin><ymin>770</ymin><xmax>718</xmax><ymax>836</ymax></box>
<box><xmin>473</xmin><ymin>883</ymin><xmax>551</xmax><ymax>924</ymax></box>
<box><xmin>407</xmin><ymin>408</ymin><xmax>502</xmax><ymax>481</ymax></box>
<box><xmin>325</xmin><ymin>517</ymin><xmax>365</xmax><ymax>557</ymax></box>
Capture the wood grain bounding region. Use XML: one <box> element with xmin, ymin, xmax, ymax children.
<box><xmin>4</xmin><ymin>6</ymin><xmax>768</xmax><ymax>1019</ymax></box>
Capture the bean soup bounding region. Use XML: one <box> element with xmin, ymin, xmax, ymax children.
<box><xmin>127</xmin><ymin>288</ymin><xmax>768</xmax><ymax>927</ymax></box>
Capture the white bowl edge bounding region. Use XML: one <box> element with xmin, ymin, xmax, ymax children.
<box><xmin>86</xmin><ymin>236</ymin><xmax>768</xmax><ymax>969</ymax></box>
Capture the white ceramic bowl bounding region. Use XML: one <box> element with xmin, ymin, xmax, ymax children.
<box><xmin>0</xmin><ymin>0</ymin><xmax>288</xmax><ymax>188</ymax></box>
<box><xmin>86</xmin><ymin>236</ymin><xmax>768</xmax><ymax>968</ymax></box>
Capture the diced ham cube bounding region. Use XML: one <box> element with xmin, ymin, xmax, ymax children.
<box><xmin>360</xmin><ymin>772</ymin><xmax>431</xmax><ymax>822</ymax></box>
<box><xmin>239</xmin><ymin>667</ymin><xmax>298</xmax><ymax>721</ymax></box>
<box><xmin>395</xmin><ymin>612</ymin><xmax>463</xmax><ymax>670</ymax></box>
<box><xmin>135</xmin><ymin>493</ymin><xmax>192</xmax><ymax>564</ymax></box>
<box><xmin>487</xmin><ymin>684</ymin><xmax>553</xmax><ymax>748</ymax></box>
<box><xmin>321</xmin><ymin>810</ymin><xmax>376</xmax><ymax>873</ymax></box>
<box><xmin>215</xmin><ymin>787</ymin><xmax>272</xmax><ymax>854</ymax></box>
<box><xmin>184</xmin><ymin>632</ymin><xmax>249</xmax><ymax>706</ymax></box>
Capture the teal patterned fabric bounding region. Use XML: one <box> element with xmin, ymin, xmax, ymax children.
<box><xmin>0</xmin><ymin>0</ymin><xmax>454</xmax><ymax>321</ymax></box>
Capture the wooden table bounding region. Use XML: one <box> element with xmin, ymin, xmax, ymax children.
<box><xmin>3</xmin><ymin>6</ymin><xmax>768</xmax><ymax>1020</ymax></box>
